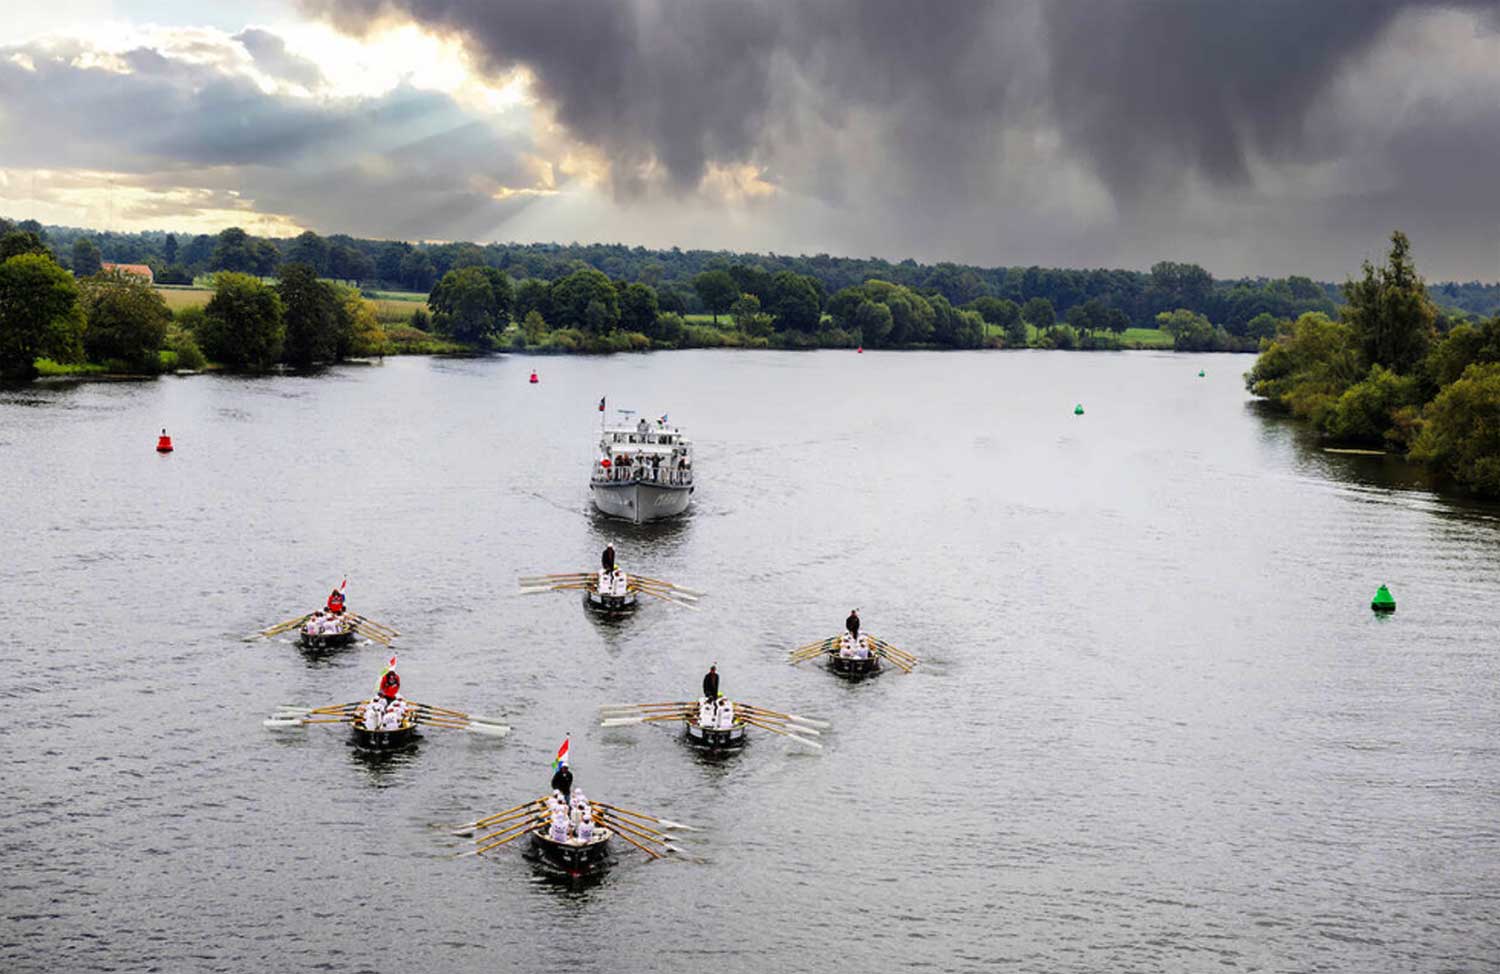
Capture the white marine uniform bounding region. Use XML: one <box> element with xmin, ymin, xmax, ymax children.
<box><xmin>576</xmin><ymin>815</ymin><xmax>594</xmax><ymax>842</ymax></box>
<box><xmin>716</xmin><ymin>699</ymin><xmax>735</xmax><ymax>730</ymax></box>
<box><xmin>699</xmin><ymin>697</ymin><xmax>716</xmax><ymax>727</ymax></box>
<box><xmin>363</xmin><ymin>698</ymin><xmax>385</xmax><ymax>730</ymax></box>
<box><xmin>549</xmin><ymin>814</ymin><xmax>570</xmax><ymax>843</ymax></box>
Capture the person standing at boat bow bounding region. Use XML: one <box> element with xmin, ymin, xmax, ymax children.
<box><xmin>702</xmin><ymin>664</ymin><xmax>719</xmax><ymax>702</ymax></box>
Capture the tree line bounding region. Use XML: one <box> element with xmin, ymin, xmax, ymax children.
<box><xmin>0</xmin><ymin>224</ymin><xmax>386</xmax><ymax>378</ymax></box>
<box><xmin>1246</xmin><ymin>232</ymin><xmax>1500</xmax><ymax>498</ymax></box>
<box><xmin>25</xmin><ymin>216</ymin><xmax>1499</xmax><ymax>335</ymax></box>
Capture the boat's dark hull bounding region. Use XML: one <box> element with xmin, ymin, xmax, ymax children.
<box><xmin>529</xmin><ymin>830</ymin><xmax>613</xmax><ymax>872</ymax></box>
<box><xmin>685</xmin><ymin>721</ymin><xmax>747</xmax><ymax>750</ymax></box>
<box><xmin>829</xmin><ymin>653</ymin><xmax>881</xmax><ymax>677</ymax></box>
<box><xmin>350</xmin><ymin>723</ymin><xmax>419</xmax><ymax>750</ymax></box>
<box><xmin>583</xmin><ymin>590</ymin><xmax>638</xmax><ymax>613</ymax></box>
<box><xmin>299</xmin><ymin>629</ymin><xmax>357</xmax><ymax>650</ymax></box>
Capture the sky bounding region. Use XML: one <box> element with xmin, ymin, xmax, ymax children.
<box><xmin>1</xmin><ymin>0</ymin><xmax>1498</xmax><ymax>281</ymax></box>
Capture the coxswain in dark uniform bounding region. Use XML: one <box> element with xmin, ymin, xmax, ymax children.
<box><xmin>846</xmin><ymin>609</ymin><xmax>860</xmax><ymax>637</ymax></box>
<box><xmin>550</xmin><ymin>762</ymin><xmax>574</xmax><ymax>806</ymax></box>
<box><xmin>327</xmin><ymin>589</ymin><xmax>346</xmax><ymax>614</ymax></box>
<box><xmin>602</xmin><ymin>544</ymin><xmax>616</xmax><ymax>572</ymax></box>
<box><xmin>702</xmin><ymin>664</ymin><xmax>719</xmax><ymax>701</ymax></box>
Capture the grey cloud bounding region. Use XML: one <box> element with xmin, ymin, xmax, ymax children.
<box><xmin>0</xmin><ymin>35</ymin><xmax>547</xmax><ymax>239</ymax></box>
<box><xmin>234</xmin><ymin>27</ymin><xmax>327</xmax><ymax>89</ymax></box>
<box><xmin>300</xmin><ymin>0</ymin><xmax>1500</xmax><ymax>279</ymax></box>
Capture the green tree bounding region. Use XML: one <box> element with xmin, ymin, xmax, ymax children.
<box><xmin>1246</xmin><ymin>312</ymin><xmax>1281</xmax><ymax>342</ymax></box>
<box><xmin>211</xmin><ymin>227</ymin><xmax>256</xmax><ymax>273</ymax></box>
<box><xmin>1408</xmin><ymin>363</ymin><xmax>1500</xmax><ymax>495</ymax></box>
<box><xmin>968</xmin><ymin>296</ymin><xmax>1020</xmax><ymax>333</ymax></box>
<box><xmin>1004</xmin><ymin>316</ymin><xmax>1029</xmax><ymax>348</ymax></box>
<box><xmin>277</xmin><ymin>262</ymin><xmax>341</xmax><ymax>367</ymax></box>
<box><xmin>853</xmin><ymin>300</ymin><xmax>893</xmax><ymax>347</ymax></box>
<box><xmin>618</xmin><ymin>282</ymin><xmax>659</xmax><ymax>334</ymax></box>
<box><xmin>521</xmin><ymin>309</ymin><xmax>548</xmax><ymax>344</ymax></box>
<box><xmin>337</xmin><ymin>287</ymin><xmax>386</xmax><ymax>357</ymax></box>
<box><xmin>163</xmin><ymin>233</ymin><xmax>178</xmax><ymax>266</ymax></box>
<box><xmin>768</xmin><ymin>271</ymin><xmax>822</xmax><ymax>333</ymax></box>
<box><xmin>79</xmin><ymin>270</ymin><xmax>170</xmax><ymax>370</ymax></box>
<box><xmin>71</xmin><ymin>237</ymin><xmax>103</xmax><ymax>277</ymax></box>
<box><xmin>1021</xmin><ymin>297</ymin><xmax>1055</xmax><ymax>329</ymax></box>
<box><xmin>0</xmin><ymin>231</ymin><xmax>49</xmax><ymax>262</ymax></box>
<box><xmin>429</xmin><ymin>266</ymin><xmax>504</xmax><ymax>345</ymax></box>
<box><xmin>1426</xmin><ymin>317</ymin><xmax>1500</xmax><ymax>388</ymax></box>
<box><xmin>693</xmin><ymin>269</ymin><xmax>737</xmax><ymax>324</ymax></box>
<box><xmin>514</xmin><ymin>278</ymin><xmax>553</xmax><ymax>322</ymax></box>
<box><xmin>552</xmin><ymin>268</ymin><xmax>619</xmax><ymax>333</ymax></box>
<box><xmin>730</xmin><ymin>293</ymin><xmax>774</xmax><ymax>337</ymax></box>
<box><xmin>1244</xmin><ymin>311</ymin><xmax>1362</xmax><ymax>426</ymax></box>
<box><xmin>0</xmin><ymin>252</ymin><xmax>83</xmax><ymax>377</ymax></box>
<box><xmin>1342</xmin><ymin>231</ymin><xmax>1436</xmax><ymax>375</ymax></box>
<box><xmin>198</xmin><ymin>272</ymin><xmax>285</xmax><ymax>369</ymax></box>
<box><xmin>1324</xmin><ymin>365</ymin><xmax>1419</xmax><ymax>445</ymax></box>
<box><xmin>400</xmin><ymin>249</ymin><xmax>436</xmax><ymax>291</ymax></box>
<box><xmin>286</xmin><ymin>231</ymin><xmax>329</xmax><ymax>275</ymax></box>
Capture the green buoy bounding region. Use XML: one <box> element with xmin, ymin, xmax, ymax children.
<box><xmin>1198</xmin><ymin>370</ymin><xmax>1206</xmax><ymax>378</ymax></box>
<box><xmin>1074</xmin><ymin>403</ymin><xmax>1084</xmax><ymax>415</ymax></box>
<box><xmin>1371</xmin><ymin>584</ymin><xmax>1396</xmax><ymax>613</ymax></box>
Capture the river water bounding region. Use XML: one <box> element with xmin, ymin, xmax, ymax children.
<box><xmin>2</xmin><ymin>350</ymin><xmax>1497</xmax><ymax>973</ymax></box>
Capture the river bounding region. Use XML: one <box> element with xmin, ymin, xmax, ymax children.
<box><xmin>2</xmin><ymin>350</ymin><xmax>1497</xmax><ymax>973</ymax></box>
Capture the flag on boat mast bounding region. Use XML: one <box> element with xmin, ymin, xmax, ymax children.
<box><xmin>598</xmin><ymin>396</ymin><xmax>606</xmax><ymax>412</ymax></box>
<box><xmin>552</xmin><ymin>735</ymin><xmax>570</xmax><ymax>771</ymax></box>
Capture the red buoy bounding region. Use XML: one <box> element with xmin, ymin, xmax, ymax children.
<box><xmin>529</xmin><ymin>371</ymin><xmax>539</xmax><ymax>384</ymax></box>
<box><xmin>156</xmin><ymin>428</ymin><xmax>173</xmax><ymax>453</ymax></box>
<box><xmin>857</xmin><ymin>346</ymin><xmax>863</xmax><ymax>354</ymax></box>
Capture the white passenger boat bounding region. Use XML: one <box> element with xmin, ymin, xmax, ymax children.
<box><xmin>589</xmin><ymin>413</ymin><xmax>694</xmax><ymax>523</ymax></box>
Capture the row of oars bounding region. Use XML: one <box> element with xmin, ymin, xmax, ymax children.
<box><xmin>451</xmin><ymin>797</ymin><xmax>699</xmax><ymax>859</ymax></box>
<box><xmin>263</xmin><ymin>700</ymin><xmax>510</xmax><ymax>737</ymax></box>
<box><xmin>246</xmin><ymin>611</ymin><xmax>400</xmax><ymax>647</ymax></box>
<box><xmin>516</xmin><ymin>572</ymin><xmax>704</xmax><ymax>609</ymax></box>
<box><xmin>597</xmin><ymin>700</ymin><xmax>829</xmax><ymax>750</ymax></box>
<box><xmin>787</xmin><ymin>633</ymin><xmax>920</xmax><ymax>672</ymax></box>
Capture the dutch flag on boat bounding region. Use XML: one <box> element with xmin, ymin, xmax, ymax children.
<box><xmin>552</xmin><ymin>736</ymin><xmax>570</xmax><ymax>770</ymax></box>
<box><xmin>598</xmin><ymin>396</ymin><xmax>606</xmax><ymax>413</ymax></box>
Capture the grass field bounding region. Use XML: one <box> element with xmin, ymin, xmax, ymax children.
<box><xmin>156</xmin><ymin>287</ymin><xmax>213</xmax><ymax>311</ymax></box>
<box><xmin>1120</xmin><ymin>328</ymin><xmax>1174</xmax><ymax>348</ymax></box>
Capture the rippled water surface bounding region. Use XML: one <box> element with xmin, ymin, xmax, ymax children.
<box><xmin>2</xmin><ymin>350</ymin><xmax>1498</xmax><ymax>973</ymax></box>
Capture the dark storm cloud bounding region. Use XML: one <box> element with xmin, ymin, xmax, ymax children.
<box><xmin>233</xmin><ymin>27</ymin><xmax>327</xmax><ymax>89</ymax></box>
<box><xmin>303</xmin><ymin>0</ymin><xmax>1500</xmax><ymax>278</ymax></box>
<box><xmin>0</xmin><ymin>33</ymin><xmax>547</xmax><ymax>238</ymax></box>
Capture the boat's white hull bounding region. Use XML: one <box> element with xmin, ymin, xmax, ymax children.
<box><xmin>590</xmin><ymin>482</ymin><xmax>692</xmax><ymax>523</ymax></box>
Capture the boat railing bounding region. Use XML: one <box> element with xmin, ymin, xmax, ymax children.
<box><xmin>591</xmin><ymin>465</ymin><xmax>693</xmax><ymax>486</ymax></box>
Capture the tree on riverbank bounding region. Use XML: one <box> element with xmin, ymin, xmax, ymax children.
<box><xmin>79</xmin><ymin>270</ymin><xmax>169</xmax><ymax>371</ymax></box>
<box><xmin>196</xmin><ymin>273</ymin><xmax>284</xmax><ymax>370</ymax></box>
<box><xmin>429</xmin><ymin>265</ymin><xmax>512</xmax><ymax>345</ymax></box>
<box><xmin>0</xmin><ymin>251</ymin><xmax>83</xmax><ymax>378</ymax></box>
<box><xmin>1246</xmin><ymin>231</ymin><xmax>1500</xmax><ymax>496</ymax></box>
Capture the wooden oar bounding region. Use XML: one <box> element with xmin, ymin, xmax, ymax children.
<box><xmin>589</xmin><ymin>802</ymin><xmax>699</xmax><ymax>831</ymax></box>
<box><xmin>741</xmin><ymin>715</ymin><xmax>823</xmax><ymax>749</ymax></box>
<box><xmin>466</xmin><ymin>818</ymin><xmax>546</xmax><ymax>857</ymax></box>
<box><xmin>247</xmin><ymin>613</ymin><xmax>312</xmax><ymax>640</ymax></box>
<box><xmin>866</xmin><ymin>635</ymin><xmax>917</xmax><ymax>661</ymax></box>
<box><xmin>346</xmin><ymin>612</ymin><xmax>399</xmax><ymax>636</ymax></box>
<box><xmin>346</xmin><ymin>624</ymin><xmax>392</xmax><ymax>647</ymax></box>
<box><xmin>518</xmin><ymin>572</ymin><xmax>594</xmax><ymax>582</ymax></box>
<box><xmin>346</xmin><ymin>617</ymin><xmax>396</xmax><ymax>640</ymax></box>
<box><xmin>600</xmin><ymin>821</ymin><xmax>662</xmax><ymax>860</ymax></box>
<box><xmin>601</xmin><ymin>701</ymin><xmax>697</xmax><ymax>712</ymax></box>
<box><xmin>452</xmin><ymin>798</ymin><xmax>547</xmax><ymax>835</ymax></box>
<box><xmin>467</xmin><ymin>808</ymin><xmax>546</xmax><ymax>839</ymax></box>
<box><xmin>594</xmin><ymin>814</ymin><xmax>684</xmax><ymax>855</ymax></box>
<box><xmin>474</xmin><ymin>812</ymin><xmax>547</xmax><ymax>845</ymax></box>
<box><xmin>630</xmin><ymin>575</ymin><xmax>705</xmax><ymax>597</ymax></box>
<box><xmin>793</xmin><ymin>635</ymin><xmax>841</xmax><ymax>654</ymax></box>
<box><xmin>412</xmin><ymin>703</ymin><xmax>509</xmax><ymax>726</ymax></box>
<box><xmin>598</xmin><ymin>704</ymin><xmax>695</xmax><ymax>717</ymax></box>
<box><xmin>868</xmin><ymin>645</ymin><xmax>914</xmax><ymax>673</ymax></box>
<box><xmin>736</xmin><ymin>705</ymin><xmax>831</xmax><ymax>729</ymax></box>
